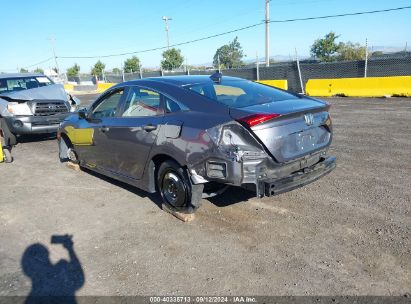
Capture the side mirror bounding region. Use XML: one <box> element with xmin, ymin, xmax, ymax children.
<box><xmin>78</xmin><ymin>109</ymin><xmax>87</xmax><ymax>119</ymax></box>
<box><xmin>70</xmin><ymin>96</ymin><xmax>81</xmax><ymax>106</ymax></box>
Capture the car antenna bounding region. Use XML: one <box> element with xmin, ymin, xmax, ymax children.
<box><xmin>210</xmin><ymin>71</ymin><xmax>222</xmax><ymax>83</ymax></box>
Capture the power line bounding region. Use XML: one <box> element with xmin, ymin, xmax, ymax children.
<box><xmin>268</xmin><ymin>5</ymin><xmax>411</xmax><ymax>23</ymax></box>
<box><xmin>3</xmin><ymin>57</ymin><xmax>55</xmax><ymax>72</ymax></box>
<box><xmin>24</xmin><ymin>57</ymin><xmax>54</xmax><ymax>69</ymax></box>
<box><xmin>23</xmin><ymin>5</ymin><xmax>411</xmax><ymax>63</ymax></box>
<box><xmin>58</xmin><ymin>22</ymin><xmax>263</xmax><ymax>59</ymax></box>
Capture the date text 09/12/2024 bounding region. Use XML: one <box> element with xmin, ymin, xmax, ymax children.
<box><xmin>149</xmin><ymin>296</ymin><xmax>257</xmax><ymax>303</ymax></box>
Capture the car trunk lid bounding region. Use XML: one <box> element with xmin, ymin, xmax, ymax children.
<box><xmin>230</xmin><ymin>98</ymin><xmax>332</xmax><ymax>163</ymax></box>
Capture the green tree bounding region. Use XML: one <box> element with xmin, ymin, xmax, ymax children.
<box><xmin>67</xmin><ymin>64</ymin><xmax>80</xmax><ymax>77</ymax></box>
<box><xmin>123</xmin><ymin>56</ymin><xmax>141</xmax><ymax>73</ymax></box>
<box><xmin>371</xmin><ymin>51</ymin><xmax>384</xmax><ymax>57</ymax></box>
<box><xmin>19</xmin><ymin>68</ymin><xmax>28</xmax><ymax>73</ymax></box>
<box><xmin>33</xmin><ymin>67</ymin><xmax>44</xmax><ymax>74</ymax></box>
<box><xmin>91</xmin><ymin>60</ymin><xmax>105</xmax><ymax>77</ymax></box>
<box><xmin>161</xmin><ymin>48</ymin><xmax>184</xmax><ymax>71</ymax></box>
<box><xmin>337</xmin><ymin>42</ymin><xmax>366</xmax><ymax>61</ymax></box>
<box><xmin>310</xmin><ymin>32</ymin><xmax>340</xmax><ymax>62</ymax></box>
<box><xmin>189</xmin><ymin>65</ymin><xmax>206</xmax><ymax>70</ymax></box>
<box><xmin>213</xmin><ymin>37</ymin><xmax>244</xmax><ymax>69</ymax></box>
<box><xmin>112</xmin><ymin>67</ymin><xmax>122</xmax><ymax>74</ymax></box>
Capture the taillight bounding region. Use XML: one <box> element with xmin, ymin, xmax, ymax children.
<box><xmin>238</xmin><ymin>113</ymin><xmax>281</xmax><ymax>127</ymax></box>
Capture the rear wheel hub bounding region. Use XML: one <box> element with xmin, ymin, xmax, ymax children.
<box><xmin>162</xmin><ymin>171</ymin><xmax>186</xmax><ymax>207</ymax></box>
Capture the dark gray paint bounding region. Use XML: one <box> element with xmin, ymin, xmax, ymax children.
<box><xmin>59</xmin><ymin>76</ymin><xmax>335</xmax><ymax>198</ymax></box>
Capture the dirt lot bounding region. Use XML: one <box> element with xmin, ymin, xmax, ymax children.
<box><xmin>0</xmin><ymin>96</ymin><xmax>410</xmax><ymax>296</ymax></box>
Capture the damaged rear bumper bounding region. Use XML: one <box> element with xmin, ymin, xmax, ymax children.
<box><xmin>256</xmin><ymin>155</ymin><xmax>336</xmax><ymax>198</ymax></box>
<box><xmin>190</xmin><ymin>151</ymin><xmax>336</xmax><ymax>198</ymax></box>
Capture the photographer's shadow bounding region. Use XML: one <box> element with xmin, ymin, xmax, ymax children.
<box><xmin>21</xmin><ymin>235</ymin><xmax>84</xmax><ymax>304</ymax></box>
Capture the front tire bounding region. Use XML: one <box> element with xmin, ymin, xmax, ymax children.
<box><xmin>0</xmin><ymin>126</ymin><xmax>13</xmax><ymax>163</ymax></box>
<box><xmin>2</xmin><ymin>148</ymin><xmax>13</xmax><ymax>163</ymax></box>
<box><xmin>59</xmin><ymin>137</ymin><xmax>79</xmax><ymax>164</ymax></box>
<box><xmin>0</xmin><ymin>118</ymin><xmax>17</xmax><ymax>147</ymax></box>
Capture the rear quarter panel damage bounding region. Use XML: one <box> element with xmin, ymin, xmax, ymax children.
<box><xmin>149</xmin><ymin>111</ymin><xmax>269</xmax><ymax>187</ymax></box>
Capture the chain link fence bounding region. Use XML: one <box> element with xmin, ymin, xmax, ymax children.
<box><xmin>67</xmin><ymin>52</ymin><xmax>411</xmax><ymax>93</ymax></box>
<box><xmin>257</xmin><ymin>53</ymin><xmax>411</xmax><ymax>92</ymax></box>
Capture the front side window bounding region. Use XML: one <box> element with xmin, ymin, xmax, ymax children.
<box><xmin>185</xmin><ymin>79</ymin><xmax>297</xmax><ymax>108</ymax></box>
<box><xmin>122</xmin><ymin>87</ymin><xmax>160</xmax><ymax>117</ymax></box>
<box><xmin>91</xmin><ymin>90</ymin><xmax>124</xmax><ymax>118</ymax></box>
<box><xmin>0</xmin><ymin>76</ymin><xmax>54</xmax><ymax>94</ymax></box>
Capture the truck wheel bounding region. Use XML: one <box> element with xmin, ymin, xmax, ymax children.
<box><xmin>0</xmin><ymin>119</ymin><xmax>17</xmax><ymax>146</ymax></box>
<box><xmin>2</xmin><ymin>148</ymin><xmax>13</xmax><ymax>163</ymax></box>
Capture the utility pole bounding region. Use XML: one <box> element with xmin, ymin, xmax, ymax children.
<box><xmin>162</xmin><ymin>16</ymin><xmax>172</xmax><ymax>49</ymax></box>
<box><xmin>265</xmin><ymin>0</ymin><xmax>270</xmax><ymax>67</ymax></box>
<box><xmin>295</xmin><ymin>48</ymin><xmax>305</xmax><ymax>94</ymax></box>
<box><xmin>120</xmin><ymin>60</ymin><xmax>125</xmax><ymax>81</ymax></box>
<box><xmin>185</xmin><ymin>57</ymin><xmax>189</xmax><ymax>75</ymax></box>
<box><xmin>48</xmin><ymin>37</ymin><xmax>60</xmax><ymax>74</ymax></box>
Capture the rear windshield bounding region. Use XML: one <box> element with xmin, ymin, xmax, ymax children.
<box><xmin>184</xmin><ymin>79</ymin><xmax>297</xmax><ymax>108</ymax></box>
<box><xmin>0</xmin><ymin>76</ymin><xmax>54</xmax><ymax>94</ymax></box>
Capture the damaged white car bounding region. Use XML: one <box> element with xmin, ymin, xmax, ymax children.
<box><xmin>0</xmin><ymin>73</ymin><xmax>80</xmax><ymax>146</ymax></box>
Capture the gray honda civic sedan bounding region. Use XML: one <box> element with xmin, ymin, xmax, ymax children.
<box><xmin>58</xmin><ymin>74</ymin><xmax>336</xmax><ymax>214</ymax></box>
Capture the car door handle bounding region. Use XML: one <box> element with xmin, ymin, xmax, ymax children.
<box><xmin>143</xmin><ymin>124</ymin><xmax>157</xmax><ymax>132</ymax></box>
<box><xmin>100</xmin><ymin>126</ymin><xmax>110</xmax><ymax>133</ymax></box>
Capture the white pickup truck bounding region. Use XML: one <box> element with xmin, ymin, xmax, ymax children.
<box><xmin>0</xmin><ymin>73</ymin><xmax>80</xmax><ymax>148</ymax></box>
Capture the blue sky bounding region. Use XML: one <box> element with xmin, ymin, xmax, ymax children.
<box><xmin>0</xmin><ymin>0</ymin><xmax>410</xmax><ymax>73</ymax></box>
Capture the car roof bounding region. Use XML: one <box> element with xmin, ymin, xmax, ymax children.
<box><xmin>123</xmin><ymin>75</ymin><xmax>246</xmax><ymax>87</ymax></box>
<box><xmin>0</xmin><ymin>73</ymin><xmax>46</xmax><ymax>79</ymax></box>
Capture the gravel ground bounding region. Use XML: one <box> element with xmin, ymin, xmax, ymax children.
<box><xmin>0</xmin><ymin>96</ymin><xmax>410</xmax><ymax>296</ymax></box>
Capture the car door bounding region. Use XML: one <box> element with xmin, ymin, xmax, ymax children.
<box><xmin>76</xmin><ymin>88</ymin><xmax>126</xmax><ymax>170</ymax></box>
<box><xmin>105</xmin><ymin>85</ymin><xmax>164</xmax><ymax>180</ymax></box>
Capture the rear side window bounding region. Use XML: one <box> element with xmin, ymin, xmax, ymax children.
<box><xmin>122</xmin><ymin>87</ymin><xmax>160</xmax><ymax>117</ymax></box>
<box><xmin>186</xmin><ymin>79</ymin><xmax>297</xmax><ymax>108</ymax></box>
<box><xmin>213</xmin><ymin>84</ymin><xmax>245</xmax><ymax>107</ymax></box>
<box><xmin>165</xmin><ymin>97</ymin><xmax>189</xmax><ymax>113</ymax></box>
